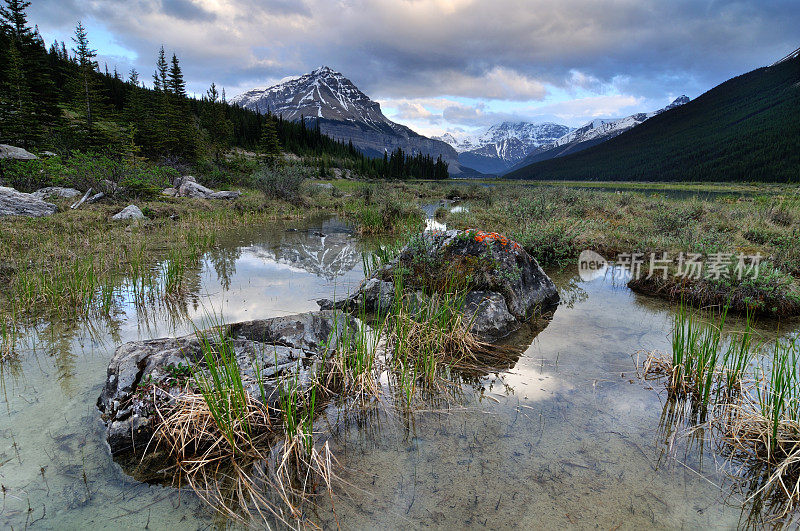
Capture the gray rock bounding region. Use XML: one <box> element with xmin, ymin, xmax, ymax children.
<box><xmin>87</xmin><ymin>192</ymin><xmax>105</xmax><ymax>204</ymax></box>
<box><xmin>178</xmin><ymin>179</ymin><xmax>215</xmax><ymax>199</ymax></box>
<box><xmin>0</xmin><ymin>186</ymin><xmax>57</xmax><ymax>217</ymax></box>
<box><xmin>462</xmin><ymin>291</ymin><xmax>518</xmax><ymax>338</ymax></box>
<box><xmin>328</xmin><ymin>229</ymin><xmax>559</xmax><ymax>340</ymax></box>
<box><xmin>33</xmin><ymin>186</ymin><xmax>82</xmax><ymax>199</ymax></box>
<box><xmin>208</xmin><ymin>190</ymin><xmax>242</xmax><ymax>200</ymax></box>
<box><xmin>111</xmin><ymin>204</ymin><xmax>145</xmax><ymax>221</ymax></box>
<box><xmin>0</xmin><ymin>144</ymin><xmax>37</xmax><ymax>160</ymax></box>
<box><xmin>318</xmin><ymin>277</ymin><xmax>395</xmax><ymax>313</ymax></box>
<box><xmin>97</xmin><ymin>310</ymin><xmax>366</xmax><ymax>455</ymax></box>
<box><xmin>392</xmin><ymin>229</ymin><xmax>559</xmax><ymax>320</ymax></box>
<box><xmin>171</xmin><ymin>175</ymin><xmax>240</xmax><ymax>200</ymax></box>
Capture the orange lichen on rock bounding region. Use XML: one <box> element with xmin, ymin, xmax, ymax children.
<box><xmin>464</xmin><ymin>229</ymin><xmax>521</xmax><ymax>250</ymax></box>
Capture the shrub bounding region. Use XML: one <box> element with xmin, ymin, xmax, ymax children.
<box><xmin>119</xmin><ymin>165</ymin><xmax>177</xmax><ymax>199</ymax></box>
<box><xmin>251</xmin><ymin>166</ymin><xmax>305</xmax><ymax>202</ymax></box>
<box><xmin>0</xmin><ymin>153</ymin><xmax>176</xmax><ymax>199</ymax></box>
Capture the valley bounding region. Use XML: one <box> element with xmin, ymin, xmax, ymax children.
<box><xmin>1</xmin><ymin>1</ymin><xmax>799</xmax><ymax>529</ymax></box>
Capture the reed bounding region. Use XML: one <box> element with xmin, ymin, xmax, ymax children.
<box><xmin>644</xmin><ymin>304</ymin><xmax>800</xmax><ymax>515</ymax></box>
<box><xmin>1</xmin><ymin>316</ymin><xmax>18</xmax><ymax>363</ymax></box>
<box><xmin>190</xmin><ymin>322</ymin><xmax>254</xmax><ymax>454</ymax></box>
<box><xmin>384</xmin><ymin>269</ymin><xmax>493</xmax><ymax>391</ymax></box>
<box><xmin>662</xmin><ymin>301</ymin><xmax>729</xmax><ymax>406</ymax></box>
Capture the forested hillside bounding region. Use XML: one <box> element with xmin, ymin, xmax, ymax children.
<box><xmin>0</xmin><ymin>0</ymin><xmax>448</xmax><ymax>180</ymax></box>
<box><xmin>506</xmin><ymin>55</ymin><xmax>800</xmax><ymax>182</ymax></box>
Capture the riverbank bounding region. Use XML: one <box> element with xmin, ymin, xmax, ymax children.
<box><xmin>0</xmin><ymin>178</ymin><xmax>436</xmax><ymax>324</ymax></box>
<box><xmin>2</xmin><ymin>172</ymin><xmax>799</xmax><ymax>322</ymax></box>
<box><xmin>438</xmin><ymin>182</ymin><xmax>800</xmax><ymax>315</ymax></box>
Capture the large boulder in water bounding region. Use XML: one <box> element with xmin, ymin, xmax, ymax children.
<box><xmin>0</xmin><ymin>186</ymin><xmax>57</xmax><ymax>217</ymax></box>
<box><xmin>97</xmin><ymin>311</ymin><xmax>365</xmax><ymax>456</ymax></box>
<box><xmin>320</xmin><ymin>229</ymin><xmax>559</xmax><ymax>339</ymax></box>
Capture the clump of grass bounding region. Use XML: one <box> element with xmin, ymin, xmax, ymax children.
<box><xmin>383</xmin><ymin>270</ymin><xmax>497</xmax><ymax>397</ymax></box>
<box><xmin>1</xmin><ymin>316</ymin><xmax>19</xmax><ymax>363</ymax></box>
<box><xmin>323</xmin><ymin>307</ymin><xmax>382</xmax><ymax>400</ymax></box>
<box><xmin>190</xmin><ymin>324</ymin><xmax>256</xmax><ymax>454</ymax></box>
<box><xmin>642</xmin><ymin>302</ymin><xmax>800</xmax><ymax>516</ymax></box>
<box><xmin>668</xmin><ymin>302</ymin><xmax>727</xmax><ymax>408</ymax></box>
<box><xmin>721</xmin><ymin>336</ymin><xmax>800</xmax><ymax>515</ymax></box>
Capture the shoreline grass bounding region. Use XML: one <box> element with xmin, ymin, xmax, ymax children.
<box><xmin>440</xmin><ymin>183</ymin><xmax>800</xmax><ymax>316</ymax></box>
<box><xmin>642</xmin><ymin>304</ymin><xmax>800</xmax><ymax>517</ymax></box>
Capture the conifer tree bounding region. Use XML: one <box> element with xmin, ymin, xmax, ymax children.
<box><xmin>0</xmin><ymin>40</ymin><xmax>34</xmax><ymax>145</ymax></box>
<box><xmin>167</xmin><ymin>53</ymin><xmax>186</xmax><ymax>96</ymax></box>
<box><xmin>150</xmin><ymin>46</ymin><xmax>170</xmax><ymax>153</ymax></box>
<box><xmin>72</xmin><ymin>21</ymin><xmax>99</xmax><ymax>132</ymax></box>
<box><xmin>0</xmin><ymin>0</ymin><xmax>58</xmax><ymax>142</ymax></box>
<box><xmin>259</xmin><ymin>116</ymin><xmax>281</xmax><ymax>166</ymax></box>
<box><xmin>164</xmin><ymin>53</ymin><xmax>195</xmax><ymax>157</ymax></box>
<box><xmin>0</xmin><ymin>0</ymin><xmax>33</xmax><ymax>42</ymax></box>
<box><xmin>202</xmin><ymin>82</ymin><xmax>233</xmax><ymax>162</ymax></box>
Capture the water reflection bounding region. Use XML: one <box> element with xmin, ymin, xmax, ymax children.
<box><xmin>2</xmin><ymin>214</ymin><xmax>800</xmax><ymax>528</ymax></box>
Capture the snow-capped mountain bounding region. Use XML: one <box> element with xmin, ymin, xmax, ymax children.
<box><xmin>232</xmin><ymin>66</ymin><xmax>389</xmax><ymax>125</ymax></box>
<box><xmin>433</xmin><ymin>132</ymin><xmax>478</xmax><ymax>152</ymax></box>
<box><xmin>505</xmin><ymin>95</ymin><xmax>690</xmax><ymax>173</ymax></box>
<box><xmin>434</xmin><ymin>122</ymin><xmax>572</xmax><ymax>174</ymax></box>
<box><xmin>551</xmin><ymin>96</ymin><xmax>690</xmax><ymax>148</ymax></box>
<box><xmin>437</xmin><ymin>122</ymin><xmax>572</xmax><ymax>154</ymax></box>
<box><xmin>232</xmin><ymin>67</ymin><xmax>472</xmax><ymax>175</ymax></box>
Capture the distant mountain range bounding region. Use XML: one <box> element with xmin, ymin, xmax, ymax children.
<box><xmin>434</xmin><ymin>97</ymin><xmax>688</xmax><ymax>175</ymax></box>
<box><xmin>505</xmin><ymin>54</ymin><xmax>800</xmax><ymax>182</ymax></box>
<box><xmin>434</xmin><ymin>122</ymin><xmax>572</xmax><ymax>174</ymax></box>
<box><xmin>503</xmin><ymin>96</ymin><xmax>689</xmax><ymax>173</ymax></box>
<box><xmin>232</xmin><ymin>66</ymin><xmax>475</xmax><ymax>176</ymax></box>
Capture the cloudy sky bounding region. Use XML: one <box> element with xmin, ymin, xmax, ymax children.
<box><xmin>29</xmin><ymin>0</ymin><xmax>799</xmax><ymax>137</ymax></box>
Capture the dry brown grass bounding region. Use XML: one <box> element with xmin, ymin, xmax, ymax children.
<box><xmin>148</xmin><ymin>388</ymin><xmax>340</xmax><ymax>527</ymax></box>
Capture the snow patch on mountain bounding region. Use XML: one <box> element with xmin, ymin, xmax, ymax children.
<box><xmin>551</xmin><ymin>95</ymin><xmax>690</xmax><ymax>147</ymax></box>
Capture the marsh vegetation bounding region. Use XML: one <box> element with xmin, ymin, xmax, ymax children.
<box><xmin>2</xmin><ymin>174</ymin><xmax>800</xmax><ymax>528</ymax></box>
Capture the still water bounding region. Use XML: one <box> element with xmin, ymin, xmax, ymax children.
<box><xmin>1</xmin><ymin>214</ymin><xmax>797</xmax><ymax>529</ymax></box>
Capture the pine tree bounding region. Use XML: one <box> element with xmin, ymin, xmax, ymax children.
<box><xmin>0</xmin><ymin>40</ymin><xmax>34</xmax><ymax>146</ymax></box>
<box><xmin>167</xmin><ymin>53</ymin><xmax>185</xmax><ymax>96</ymax></box>
<box><xmin>72</xmin><ymin>21</ymin><xmax>99</xmax><ymax>132</ymax></box>
<box><xmin>202</xmin><ymin>82</ymin><xmax>233</xmax><ymax>162</ymax></box>
<box><xmin>150</xmin><ymin>46</ymin><xmax>170</xmax><ymax>153</ymax></box>
<box><xmin>164</xmin><ymin>53</ymin><xmax>195</xmax><ymax>158</ymax></box>
<box><xmin>0</xmin><ymin>0</ymin><xmax>33</xmax><ymax>42</ymax></box>
<box><xmin>0</xmin><ymin>0</ymin><xmax>58</xmax><ymax>142</ymax></box>
<box><xmin>153</xmin><ymin>46</ymin><xmax>167</xmax><ymax>90</ymax></box>
<box><xmin>259</xmin><ymin>116</ymin><xmax>281</xmax><ymax>166</ymax></box>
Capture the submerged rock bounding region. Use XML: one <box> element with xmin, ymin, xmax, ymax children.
<box><xmin>0</xmin><ymin>144</ymin><xmax>37</xmax><ymax>160</ymax></box>
<box><xmin>111</xmin><ymin>204</ymin><xmax>146</xmax><ymax>221</ymax></box>
<box><xmin>324</xmin><ymin>229</ymin><xmax>559</xmax><ymax>340</ymax></box>
<box><xmin>97</xmin><ymin>311</ymin><xmax>364</xmax><ymax>456</ymax></box>
<box><xmin>0</xmin><ymin>186</ymin><xmax>57</xmax><ymax>217</ymax></box>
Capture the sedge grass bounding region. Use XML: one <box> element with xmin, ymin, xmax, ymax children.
<box><xmin>190</xmin><ymin>321</ymin><xmax>254</xmax><ymax>454</ymax></box>
<box><xmin>644</xmin><ymin>302</ymin><xmax>800</xmax><ymax>516</ymax></box>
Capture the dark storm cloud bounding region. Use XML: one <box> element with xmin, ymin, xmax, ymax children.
<box><xmin>161</xmin><ymin>0</ymin><xmax>216</xmax><ymax>22</ymax></box>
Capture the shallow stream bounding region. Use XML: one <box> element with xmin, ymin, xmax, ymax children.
<box><xmin>2</xmin><ymin>214</ymin><xmax>798</xmax><ymax>528</ymax></box>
